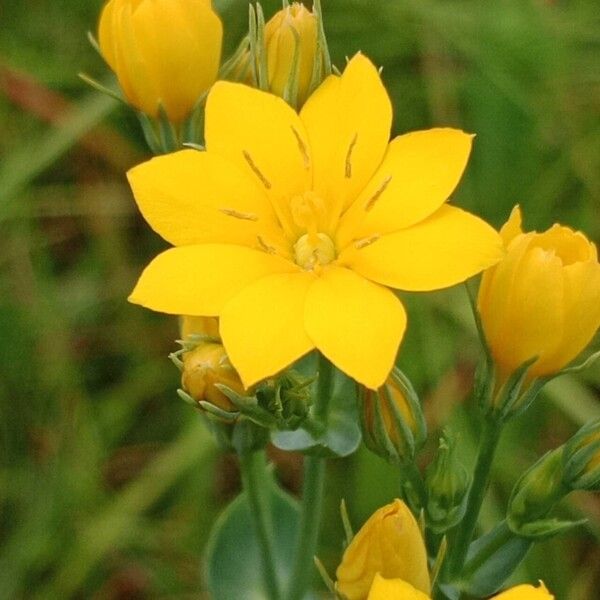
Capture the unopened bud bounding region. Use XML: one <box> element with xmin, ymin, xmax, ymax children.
<box><xmin>507</xmin><ymin>448</ymin><xmax>570</xmax><ymax>538</ymax></box>
<box><xmin>563</xmin><ymin>418</ymin><xmax>600</xmax><ymax>491</ymax></box>
<box><xmin>425</xmin><ymin>432</ymin><xmax>470</xmax><ymax>533</ymax></box>
<box><xmin>181</xmin><ymin>343</ymin><xmax>244</xmax><ymax>413</ymax></box>
<box><xmin>360</xmin><ymin>368</ymin><xmax>426</xmax><ymax>464</ymax></box>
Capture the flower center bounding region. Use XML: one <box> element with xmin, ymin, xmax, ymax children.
<box><xmin>294</xmin><ymin>232</ymin><xmax>336</xmax><ymax>270</ymax></box>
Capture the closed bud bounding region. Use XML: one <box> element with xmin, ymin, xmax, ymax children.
<box><xmin>507</xmin><ymin>448</ymin><xmax>569</xmax><ymax>538</ymax></box>
<box><xmin>492</xmin><ymin>582</ymin><xmax>553</xmax><ymax>600</ymax></box>
<box><xmin>425</xmin><ymin>433</ymin><xmax>470</xmax><ymax>533</ymax></box>
<box><xmin>181</xmin><ymin>343</ymin><xmax>244</xmax><ymax>413</ymax></box>
<box><xmin>360</xmin><ymin>368</ymin><xmax>426</xmax><ymax>464</ymax></box>
<box><xmin>563</xmin><ymin>418</ymin><xmax>600</xmax><ymax>491</ymax></box>
<box><xmin>265</xmin><ymin>3</ymin><xmax>318</xmax><ymax>105</ymax></box>
<box><xmin>98</xmin><ymin>0</ymin><xmax>223</xmax><ymax>123</ymax></box>
<box><xmin>478</xmin><ymin>206</ymin><xmax>600</xmax><ymax>383</ymax></box>
<box><xmin>335</xmin><ymin>499</ymin><xmax>430</xmax><ymax>600</ymax></box>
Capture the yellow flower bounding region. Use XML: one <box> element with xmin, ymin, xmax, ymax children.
<box><xmin>181</xmin><ymin>315</ymin><xmax>220</xmax><ymax>340</ymax></box>
<box><xmin>128</xmin><ymin>54</ymin><xmax>502</xmax><ymax>389</ymax></box>
<box><xmin>366</xmin><ymin>577</ymin><xmax>552</xmax><ymax>600</ymax></box>
<box><xmin>335</xmin><ymin>499</ymin><xmax>430</xmax><ymax>599</ymax></box>
<box><xmin>181</xmin><ymin>342</ymin><xmax>244</xmax><ymax>411</ymax></box>
<box><xmin>478</xmin><ymin>206</ymin><xmax>600</xmax><ymax>381</ymax></box>
<box><xmin>367</xmin><ymin>574</ymin><xmax>429</xmax><ymax>600</ymax></box>
<box><xmin>264</xmin><ymin>2</ymin><xmax>319</xmax><ymax>105</ymax></box>
<box><xmin>98</xmin><ymin>0</ymin><xmax>223</xmax><ymax>122</ymax></box>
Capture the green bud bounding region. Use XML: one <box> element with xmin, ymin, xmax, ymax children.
<box><xmin>425</xmin><ymin>432</ymin><xmax>470</xmax><ymax>533</ymax></box>
<box><xmin>360</xmin><ymin>368</ymin><xmax>427</xmax><ymax>465</ymax></box>
<box><xmin>563</xmin><ymin>418</ymin><xmax>600</xmax><ymax>491</ymax></box>
<box><xmin>507</xmin><ymin>448</ymin><xmax>571</xmax><ymax>538</ymax></box>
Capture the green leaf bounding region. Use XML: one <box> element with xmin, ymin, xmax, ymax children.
<box><xmin>271</xmin><ymin>368</ymin><xmax>361</xmax><ymax>457</ymax></box>
<box><xmin>204</xmin><ymin>484</ymin><xmax>301</xmax><ymax>600</ymax></box>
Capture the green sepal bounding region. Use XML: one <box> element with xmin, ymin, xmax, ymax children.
<box><xmin>78</xmin><ymin>72</ymin><xmax>124</xmax><ymax>104</ymax></box>
<box><xmin>204</xmin><ymin>480</ymin><xmax>301</xmax><ymax>600</ymax></box>
<box><xmin>509</xmin><ymin>516</ymin><xmax>587</xmax><ymax>539</ymax></box>
<box><xmin>271</xmin><ymin>368</ymin><xmax>361</xmax><ymax>457</ymax></box>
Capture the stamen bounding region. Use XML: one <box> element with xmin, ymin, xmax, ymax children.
<box><xmin>291</xmin><ymin>126</ymin><xmax>310</xmax><ymax>170</ymax></box>
<box><xmin>354</xmin><ymin>234</ymin><xmax>380</xmax><ymax>250</ymax></box>
<box><xmin>257</xmin><ymin>235</ymin><xmax>276</xmax><ymax>254</ymax></box>
<box><xmin>345</xmin><ymin>133</ymin><xmax>358</xmax><ymax>178</ymax></box>
<box><xmin>364</xmin><ymin>176</ymin><xmax>392</xmax><ymax>212</ymax></box>
<box><xmin>219</xmin><ymin>208</ymin><xmax>259</xmax><ymax>221</ymax></box>
<box><xmin>243</xmin><ymin>150</ymin><xmax>272</xmax><ymax>190</ymax></box>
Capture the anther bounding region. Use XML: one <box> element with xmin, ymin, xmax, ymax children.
<box><xmin>219</xmin><ymin>208</ymin><xmax>259</xmax><ymax>221</ymax></box>
<box><xmin>354</xmin><ymin>234</ymin><xmax>380</xmax><ymax>250</ymax></box>
<box><xmin>243</xmin><ymin>150</ymin><xmax>272</xmax><ymax>190</ymax></box>
<box><xmin>291</xmin><ymin>126</ymin><xmax>310</xmax><ymax>170</ymax></box>
<box><xmin>345</xmin><ymin>133</ymin><xmax>358</xmax><ymax>178</ymax></box>
<box><xmin>257</xmin><ymin>235</ymin><xmax>276</xmax><ymax>254</ymax></box>
<box><xmin>364</xmin><ymin>176</ymin><xmax>392</xmax><ymax>212</ymax></box>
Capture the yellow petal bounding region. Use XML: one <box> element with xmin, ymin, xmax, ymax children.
<box><xmin>205</xmin><ymin>81</ymin><xmax>312</xmax><ymax>231</ymax></box>
<box><xmin>98</xmin><ymin>0</ymin><xmax>118</xmax><ymax>70</ymax></box>
<box><xmin>500</xmin><ymin>205</ymin><xmax>524</xmax><ymax>246</ymax></box>
<box><xmin>539</xmin><ymin>259</ymin><xmax>600</xmax><ymax>373</ymax></box>
<box><xmin>300</xmin><ymin>53</ymin><xmax>392</xmax><ymax>221</ymax></box>
<box><xmin>492</xmin><ymin>582</ymin><xmax>553</xmax><ymax>600</ymax></box>
<box><xmin>220</xmin><ymin>272</ymin><xmax>315</xmax><ymax>387</ymax></box>
<box><xmin>494</xmin><ymin>246</ymin><xmax>565</xmax><ymax>378</ymax></box>
<box><xmin>129</xmin><ymin>244</ymin><xmax>296</xmax><ymax>316</ymax></box>
<box><xmin>127</xmin><ymin>150</ymin><xmax>286</xmax><ymax>250</ymax></box>
<box><xmin>338</xmin><ymin>129</ymin><xmax>474</xmax><ymax>246</ymax></box>
<box><xmin>367</xmin><ymin>574</ymin><xmax>430</xmax><ymax>600</ymax></box>
<box><xmin>341</xmin><ymin>205</ymin><xmax>503</xmax><ymax>291</ymax></box>
<box><xmin>304</xmin><ymin>267</ymin><xmax>406</xmax><ymax>388</ymax></box>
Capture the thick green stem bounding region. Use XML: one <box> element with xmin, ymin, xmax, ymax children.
<box><xmin>446</xmin><ymin>415</ymin><xmax>503</xmax><ymax>579</ymax></box>
<box><xmin>287</xmin><ymin>354</ymin><xmax>333</xmax><ymax>600</ymax></box>
<box><xmin>239</xmin><ymin>449</ymin><xmax>282</xmax><ymax>600</ymax></box>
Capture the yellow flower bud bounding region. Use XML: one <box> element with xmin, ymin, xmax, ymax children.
<box><xmin>181</xmin><ymin>343</ymin><xmax>244</xmax><ymax>412</ymax></box>
<box><xmin>492</xmin><ymin>582</ymin><xmax>553</xmax><ymax>600</ymax></box>
<box><xmin>361</xmin><ymin>368</ymin><xmax>426</xmax><ymax>464</ymax></box>
<box><xmin>335</xmin><ymin>499</ymin><xmax>430</xmax><ymax>600</ymax></box>
<box><xmin>264</xmin><ymin>2</ymin><xmax>319</xmax><ymax>105</ymax></box>
<box><xmin>367</xmin><ymin>574</ymin><xmax>429</xmax><ymax>600</ymax></box>
<box><xmin>98</xmin><ymin>0</ymin><xmax>223</xmax><ymax>123</ymax></box>
<box><xmin>478</xmin><ymin>206</ymin><xmax>600</xmax><ymax>381</ymax></box>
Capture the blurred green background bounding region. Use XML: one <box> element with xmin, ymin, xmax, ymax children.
<box><xmin>1</xmin><ymin>0</ymin><xmax>599</xmax><ymax>598</ymax></box>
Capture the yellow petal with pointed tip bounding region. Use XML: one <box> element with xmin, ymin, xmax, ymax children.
<box><xmin>492</xmin><ymin>582</ymin><xmax>553</xmax><ymax>600</ymax></box>
<box><xmin>205</xmin><ymin>81</ymin><xmax>312</xmax><ymax>229</ymax></box>
<box><xmin>500</xmin><ymin>205</ymin><xmax>524</xmax><ymax>245</ymax></box>
<box><xmin>220</xmin><ymin>272</ymin><xmax>315</xmax><ymax>387</ymax></box>
<box><xmin>367</xmin><ymin>574</ymin><xmax>430</xmax><ymax>600</ymax></box>
<box><xmin>300</xmin><ymin>53</ymin><xmax>392</xmax><ymax>221</ymax></box>
<box><xmin>337</xmin><ymin>128</ymin><xmax>473</xmax><ymax>246</ymax></box>
<box><xmin>129</xmin><ymin>244</ymin><xmax>296</xmax><ymax>316</ymax></box>
<box><xmin>341</xmin><ymin>205</ymin><xmax>503</xmax><ymax>291</ymax></box>
<box><xmin>127</xmin><ymin>150</ymin><xmax>285</xmax><ymax>249</ymax></box>
<box><xmin>304</xmin><ymin>267</ymin><xmax>406</xmax><ymax>389</ymax></box>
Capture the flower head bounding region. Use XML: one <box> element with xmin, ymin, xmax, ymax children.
<box><xmin>478</xmin><ymin>206</ymin><xmax>600</xmax><ymax>381</ymax></box>
<box><xmin>98</xmin><ymin>0</ymin><xmax>223</xmax><ymax>122</ymax></box>
<box><xmin>128</xmin><ymin>54</ymin><xmax>502</xmax><ymax>389</ymax></box>
<box><xmin>335</xmin><ymin>499</ymin><xmax>430</xmax><ymax>599</ymax></box>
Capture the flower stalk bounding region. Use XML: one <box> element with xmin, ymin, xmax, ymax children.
<box><xmin>238</xmin><ymin>448</ymin><xmax>282</xmax><ymax>600</ymax></box>
<box><xmin>287</xmin><ymin>353</ymin><xmax>333</xmax><ymax>600</ymax></box>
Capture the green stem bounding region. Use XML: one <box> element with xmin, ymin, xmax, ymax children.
<box><xmin>287</xmin><ymin>354</ymin><xmax>333</xmax><ymax>600</ymax></box>
<box><xmin>446</xmin><ymin>415</ymin><xmax>503</xmax><ymax>579</ymax></box>
<box><xmin>400</xmin><ymin>461</ymin><xmax>427</xmax><ymax>513</ymax></box>
<box><xmin>239</xmin><ymin>449</ymin><xmax>282</xmax><ymax>600</ymax></box>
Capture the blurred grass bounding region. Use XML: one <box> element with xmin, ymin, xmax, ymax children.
<box><xmin>1</xmin><ymin>0</ymin><xmax>599</xmax><ymax>598</ymax></box>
